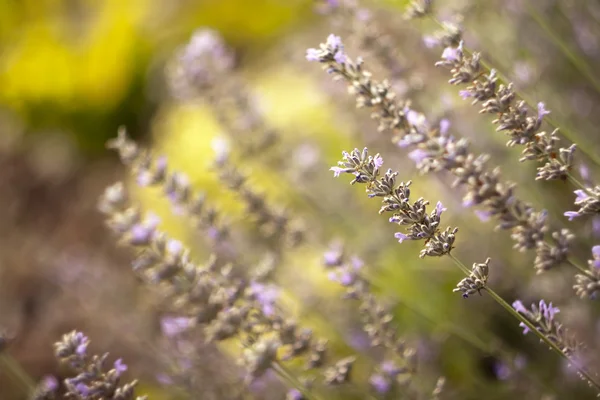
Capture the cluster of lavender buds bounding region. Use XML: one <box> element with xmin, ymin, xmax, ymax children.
<box><xmin>511</xmin><ymin>301</ymin><xmax>582</xmax><ymax>360</ymax></box>
<box><xmin>453</xmin><ymin>258</ymin><xmax>491</xmax><ymax>298</ymax></box>
<box><xmin>323</xmin><ymin>244</ymin><xmax>421</xmax><ymax>396</ymax></box>
<box><xmin>306</xmin><ymin>34</ymin><xmax>578</xmax><ymax>278</ymax></box>
<box><xmin>565</xmin><ymin>186</ymin><xmax>600</xmax><ymax>222</ymax></box>
<box><xmin>32</xmin><ymin>331</ymin><xmax>145</xmax><ymax>400</ymax></box>
<box><xmin>107</xmin><ymin>128</ymin><xmax>230</xmax><ymax>244</ymax></box>
<box><xmin>435</xmin><ymin>42</ymin><xmax>576</xmax><ymax>182</ymax></box>
<box><xmin>168</xmin><ymin>29</ymin><xmax>278</xmax><ymax>158</ymax></box>
<box><xmin>573</xmin><ymin>246</ymin><xmax>600</xmax><ymax>299</ymax></box>
<box><xmin>213</xmin><ymin>156</ymin><xmax>305</xmax><ymax>249</ymax></box>
<box><xmin>99</xmin><ymin>138</ymin><xmax>373</xmax><ymax>395</ymax></box>
<box><xmin>331</xmin><ymin>147</ymin><xmax>457</xmax><ymax>258</ymax></box>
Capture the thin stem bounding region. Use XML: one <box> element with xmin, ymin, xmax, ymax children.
<box><xmin>448</xmin><ymin>254</ymin><xmax>600</xmax><ymax>392</ymax></box>
<box><xmin>0</xmin><ymin>354</ymin><xmax>36</xmax><ymax>393</ymax></box>
<box><xmin>525</xmin><ymin>1</ymin><xmax>600</xmax><ymax>97</ymax></box>
<box><xmin>272</xmin><ymin>361</ymin><xmax>322</xmax><ymax>400</ymax></box>
<box><xmin>566</xmin><ymin>172</ymin><xmax>587</xmax><ymax>191</ymax></box>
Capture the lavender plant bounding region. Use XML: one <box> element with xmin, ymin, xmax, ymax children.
<box><xmin>5</xmin><ymin>1</ymin><xmax>600</xmax><ymax>399</ymax></box>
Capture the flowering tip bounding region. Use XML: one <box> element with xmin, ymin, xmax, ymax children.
<box><xmin>564</xmin><ymin>211</ymin><xmax>580</xmax><ymax>221</ymax></box>
<box><xmin>330</xmin><ymin>166</ymin><xmax>345</xmax><ymax>177</ymax></box>
<box><xmin>306</xmin><ymin>48</ymin><xmax>321</xmax><ymax>62</ymax></box>
<box><xmin>394</xmin><ymin>232</ymin><xmax>408</xmax><ymax>243</ymax></box>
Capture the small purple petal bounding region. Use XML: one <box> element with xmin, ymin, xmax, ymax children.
<box><xmin>333</xmin><ymin>50</ymin><xmax>346</xmax><ymax>64</ymax></box>
<box><xmin>564</xmin><ymin>211</ymin><xmax>580</xmax><ymax>221</ymax></box>
<box><xmin>439</xmin><ymin>119</ymin><xmax>450</xmax><ymax>135</ymax></box>
<box><xmin>435</xmin><ymin>201</ymin><xmax>446</xmax><ymax>217</ymax></box>
<box><xmin>592</xmin><ymin>245</ymin><xmax>600</xmax><ymax>259</ymax></box>
<box><xmin>537</xmin><ymin>102</ymin><xmax>550</xmax><ymax>121</ymax></box>
<box><xmin>512</xmin><ymin>300</ymin><xmax>527</xmax><ymax>314</ymax></box>
<box><xmin>330</xmin><ymin>166</ymin><xmax>345</xmax><ymax>177</ymax></box>
<box><xmin>114</xmin><ymin>358</ymin><xmax>128</xmax><ymax>376</ymax></box>
<box><xmin>373</xmin><ymin>154</ymin><xmax>384</xmax><ymax>169</ymax></box>
<box><xmin>408</xmin><ymin>149</ymin><xmax>428</xmax><ymax>164</ymax></box>
<box><xmin>459</xmin><ymin>90</ymin><xmax>473</xmax><ymax>100</ymax></box>
<box><xmin>369</xmin><ymin>374</ymin><xmax>390</xmax><ymax>394</ymax></box>
<box><xmin>441</xmin><ymin>46</ymin><xmax>460</xmax><ymax>61</ymax></box>
<box><xmin>306</xmin><ymin>48</ymin><xmax>321</xmax><ymax>62</ymax></box>
<box><xmin>394</xmin><ymin>232</ymin><xmax>408</xmax><ymax>243</ymax></box>
<box><xmin>519</xmin><ymin>322</ymin><xmax>530</xmax><ymax>335</ymax></box>
<box><xmin>326</xmin><ymin>34</ymin><xmax>342</xmax><ymax>49</ymax></box>
<box><xmin>161</xmin><ymin>316</ymin><xmax>194</xmax><ymax>337</ymax></box>
<box><xmin>574</xmin><ymin>189</ymin><xmax>588</xmax><ymax>202</ymax></box>
<box><xmin>475</xmin><ymin>209</ymin><xmax>491</xmax><ymax>222</ymax></box>
<box><xmin>423</xmin><ymin>36</ymin><xmax>438</xmax><ymax>48</ymax></box>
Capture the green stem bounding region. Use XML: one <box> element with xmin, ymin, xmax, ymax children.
<box><xmin>525</xmin><ymin>2</ymin><xmax>600</xmax><ymax>97</ymax></box>
<box><xmin>448</xmin><ymin>254</ymin><xmax>600</xmax><ymax>392</ymax></box>
<box><xmin>0</xmin><ymin>354</ymin><xmax>36</xmax><ymax>393</ymax></box>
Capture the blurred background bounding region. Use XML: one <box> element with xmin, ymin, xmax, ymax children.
<box><xmin>1</xmin><ymin>0</ymin><xmax>600</xmax><ymax>399</ymax></box>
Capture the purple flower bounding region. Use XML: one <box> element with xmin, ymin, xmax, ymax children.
<box><xmin>439</xmin><ymin>119</ymin><xmax>451</xmax><ymax>135</ymax></box>
<box><xmin>333</xmin><ymin>50</ymin><xmax>346</xmax><ymax>64</ymax></box>
<box><xmin>326</xmin><ymin>34</ymin><xmax>342</xmax><ymax>49</ymax></box>
<box><xmin>305</xmin><ymin>48</ymin><xmax>320</xmax><ymax>62</ymax></box>
<box><xmin>423</xmin><ymin>36</ymin><xmax>439</xmax><ymax>48</ymax></box>
<box><xmin>592</xmin><ymin>246</ymin><xmax>600</xmax><ymax>269</ymax></box>
<box><xmin>539</xmin><ymin>300</ymin><xmax>559</xmax><ymax>321</ymax></box>
<box><xmin>408</xmin><ymin>148</ymin><xmax>428</xmax><ymax>164</ymax></box>
<box><xmin>373</xmin><ymin>154</ymin><xmax>384</xmax><ymax>169</ymax></box>
<box><xmin>250</xmin><ymin>282</ymin><xmax>280</xmax><ymax>316</ymax></box>
<box><xmin>574</xmin><ymin>189</ymin><xmax>588</xmax><ymax>203</ymax></box>
<box><xmin>41</xmin><ymin>375</ymin><xmax>58</xmax><ymax>391</ymax></box>
<box><xmin>330</xmin><ymin>166</ymin><xmax>345</xmax><ymax>177</ymax></box>
<box><xmin>459</xmin><ymin>90</ymin><xmax>473</xmax><ymax>100</ymax></box>
<box><xmin>161</xmin><ymin>316</ymin><xmax>194</xmax><ymax>337</ymax></box>
<box><xmin>564</xmin><ymin>211</ymin><xmax>580</xmax><ymax>221</ymax></box>
<box><xmin>435</xmin><ymin>201</ymin><xmax>446</xmax><ymax>217</ymax></box>
<box><xmin>512</xmin><ymin>300</ymin><xmax>527</xmax><ymax>314</ymax></box>
<box><xmin>441</xmin><ymin>45</ymin><xmax>461</xmax><ymax>61</ymax></box>
<box><xmin>406</xmin><ymin>109</ymin><xmax>421</xmax><ymax>126</ymax></box>
<box><xmin>287</xmin><ymin>389</ymin><xmax>304</xmax><ymax>400</ymax></box>
<box><xmin>324</xmin><ymin>249</ymin><xmax>342</xmax><ymax>267</ymax></box>
<box><xmin>74</xmin><ymin>333</ymin><xmax>89</xmax><ymax>356</ymax></box>
<box><xmin>394</xmin><ymin>232</ymin><xmax>408</xmax><ymax>243</ymax></box>
<box><xmin>580</xmin><ymin>164</ymin><xmax>590</xmax><ymax>181</ymax></box>
<box><xmin>369</xmin><ymin>373</ymin><xmax>390</xmax><ymax>393</ymax></box>
<box><xmin>74</xmin><ymin>383</ymin><xmax>90</xmax><ymax>396</ymax></box>
<box><xmin>114</xmin><ymin>358</ymin><xmax>128</xmax><ymax>376</ymax></box>
<box><xmin>475</xmin><ymin>209</ymin><xmax>491</xmax><ymax>222</ymax></box>
<box><xmin>493</xmin><ymin>360</ymin><xmax>511</xmax><ymax>380</ymax></box>
<box><xmin>519</xmin><ymin>322</ymin><xmax>530</xmax><ymax>335</ymax></box>
<box><xmin>537</xmin><ymin>102</ymin><xmax>550</xmax><ymax>122</ymax></box>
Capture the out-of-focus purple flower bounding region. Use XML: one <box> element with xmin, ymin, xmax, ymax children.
<box><xmin>373</xmin><ymin>154</ymin><xmax>384</xmax><ymax>169</ymax></box>
<box><xmin>369</xmin><ymin>373</ymin><xmax>390</xmax><ymax>393</ymax></box>
<box><xmin>114</xmin><ymin>359</ymin><xmax>128</xmax><ymax>376</ymax></box>
<box><xmin>306</xmin><ymin>48</ymin><xmax>321</xmax><ymax>62</ymax></box>
<box><xmin>326</xmin><ymin>34</ymin><xmax>342</xmax><ymax>49</ymax></box>
<box><xmin>475</xmin><ymin>209</ymin><xmax>491</xmax><ymax>222</ymax></box>
<box><xmin>130</xmin><ymin>213</ymin><xmax>161</xmax><ymax>245</ymax></box>
<box><xmin>592</xmin><ymin>246</ymin><xmax>600</xmax><ymax>268</ymax></box>
<box><xmin>564</xmin><ymin>211</ymin><xmax>580</xmax><ymax>221</ymax></box>
<box><xmin>161</xmin><ymin>316</ymin><xmax>194</xmax><ymax>337</ymax></box>
<box><xmin>406</xmin><ymin>110</ymin><xmax>420</xmax><ymax>126</ymax></box>
<box><xmin>287</xmin><ymin>388</ymin><xmax>304</xmax><ymax>400</ymax></box>
<box><xmin>537</xmin><ymin>102</ymin><xmax>550</xmax><ymax>122</ymax></box>
<box><xmin>250</xmin><ymin>282</ymin><xmax>280</xmax><ymax>316</ymax></box>
<box><xmin>459</xmin><ymin>90</ymin><xmax>473</xmax><ymax>100</ymax></box>
<box><xmin>423</xmin><ymin>36</ymin><xmax>439</xmax><ymax>48</ymax></box>
<box><xmin>580</xmin><ymin>164</ymin><xmax>590</xmax><ymax>182</ymax></box>
<box><xmin>408</xmin><ymin>148</ymin><xmax>428</xmax><ymax>164</ymax></box>
<box><xmin>74</xmin><ymin>383</ymin><xmax>90</xmax><ymax>396</ymax></box>
<box><xmin>75</xmin><ymin>333</ymin><xmax>89</xmax><ymax>356</ymax></box>
<box><xmin>324</xmin><ymin>249</ymin><xmax>343</xmax><ymax>267</ymax></box>
<box><xmin>493</xmin><ymin>360</ymin><xmax>512</xmax><ymax>380</ymax></box>
<box><xmin>334</xmin><ymin>50</ymin><xmax>347</xmax><ymax>64</ymax></box>
<box><xmin>435</xmin><ymin>201</ymin><xmax>446</xmax><ymax>217</ymax></box>
<box><xmin>574</xmin><ymin>189</ymin><xmax>589</xmax><ymax>203</ymax></box>
<box><xmin>441</xmin><ymin>45</ymin><xmax>461</xmax><ymax>61</ymax></box>
<box><xmin>42</xmin><ymin>375</ymin><xmax>58</xmax><ymax>391</ymax></box>
<box><xmin>439</xmin><ymin>119</ymin><xmax>451</xmax><ymax>135</ymax></box>
<box><xmin>156</xmin><ymin>373</ymin><xmax>174</xmax><ymax>385</ymax></box>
